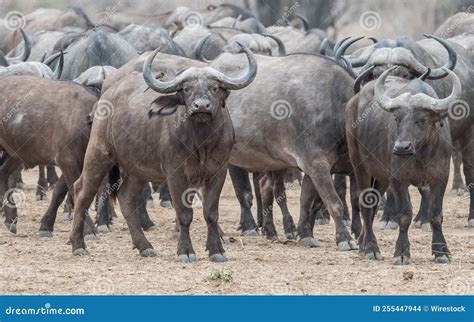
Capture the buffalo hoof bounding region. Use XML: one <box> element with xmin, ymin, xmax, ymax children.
<box><xmin>413</xmin><ymin>221</ymin><xmax>422</xmax><ymax>229</ymax></box>
<box><xmin>160</xmin><ymin>200</ymin><xmax>172</xmax><ymax>209</ymax></box>
<box><xmin>467</xmin><ymin>219</ymin><xmax>474</xmax><ymax>228</ymax></box>
<box><xmin>343</xmin><ymin>220</ymin><xmax>351</xmax><ymax>227</ymax></box>
<box><xmin>315</xmin><ymin>218</ymin><xmax>330</xmax><ymax>225</ymax></box>
<box><xmin>73</xmin><ymin>248</ymin><xmax>90</xmax><ymax>256</ymax></box>
<box><xmin>434</xmin><ymin>255</ymin><xmax>451</xmax><ymax>264</ymax></box>
<box><xmin>379</xmin><ymin>221</ymin><xmax>388</xmax><ymax>230</ymax></box>
<box><xmin>220</xmin><ymin>237</ymin><xmax>230</xmax><ymax>245</ymax></box>
<box><xmin>146</xmin><ymin>199</ymin><xmax>155</xmax><ymax>209</ymax></box>
<box><xmin>171</xmin><ymin>231</ymin><xmax>180</xmax><ymax>240</ymax></box>
<box><xmin>84</xmin><ymin>233</ymin><xmax>100</xmax><ymax>241</ymax></box>
<box><xmin>337</xmin><ymin>240</ymin><xmax>358</xmax><ymax>251</ymax></box>
<box><xmin>386</xmin><ymin>221</ymin><xmax>398</xmax><ymax>230</ymax></box>
<box><xmin>140</xmin><ymin>248</ymin><xmax>157</xmax><ymax>257</ymax></box>
<box><xmin>97</xmin><ymin>225</ymin><xmax>111</xmax><ymax>234</ymax></box>
<box><xmin>298</xmin><ymin>237</ymin><xmax>320</xmax><ymax>248</ymax></box>
<box><xmin>376</xmin><ymin>209</ymin><xmax>384</xmax><ymax>219</ymax></box>
<box><xmin>63</xmin><ymin>212</ymin><xmax>73</xmax><ymax>221</ymax></box>
<box><xmin>37</xmin><ymin>231</ymin><xmax>53</xmax><ymax>238</ymax></box>
<box><xmin>242</xmin><ymin>228</ymin><xmax>259</xmax><ymax>237</ymax></box>
<box><xmin>5</xmin><ymin>223</ymin><xmax>16</xmax><ymax>234</ymax></box>
<box><xmin>178</xmin><ymin>254</ymin><xmax>197</xmax><ymax>263</ymax></box>
<box><xmin>451</xmin><ymin>188</ymin><xmax>465</xmax><ymax>197</ymax></box>
<box><xmin>285</xmin><ymin>232</ymin><xmax>297</xmax><ymax>240</ymax></box>
<box><xmin>421</xmin><ymin>223</ymin><xmax>432</xmax><ymax>232</ymax></box>
<box><xmin>209</xmin><ymin>253</ymin><xmax>228</xmax><ymax>263</ymax></box>
<box><xmin>393</xmin><ymin>256</ymin><xmax>411</xmax><ymax>265</ymax></box>
<box><xmin>143</xmin><ymin>224</ymin><xmax>157</xmax><ymax>232</ymax></box>
<box><xmin>366</xmin><ymin>252</ymin><xmax>383</xmax><ymax>261</ymax></box>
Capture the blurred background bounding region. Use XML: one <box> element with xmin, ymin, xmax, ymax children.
<box><xmin>1</xmin><ymin>0</ymin><xmax>472</xmax><ymax>39</ymax></box>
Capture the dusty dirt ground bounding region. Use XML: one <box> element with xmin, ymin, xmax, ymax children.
<box><xmin>1</xmin><ymin>167</ymin><xmax>473</xmax><ymax>295</ymax></box>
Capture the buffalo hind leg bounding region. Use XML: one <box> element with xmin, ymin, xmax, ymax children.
<box><xmin>38</xmin><ymin>175</ymin><xmax>68</xmax><ymax>237</ymax></box>
<box><xmin>0</xmin><ymin>156</ymin><xmax>22</xmax><ymax>233</ymax></box>
<box><xmin>272</xmin><ymin>170</ymin><xmax>296</xmax><ymax>239</ymax></box>
<box><xmin>228</xmin><ymin>165</ymin><xmax>258</xmax><ymax>236</ymax></box>
<box><xmin>36</xmin><ymin>166</ymin><xmax>48</xmax><ymax>201</ymax></box>
<box><xmin>380</xmin><ymin>189</ymin><xmax>399</xmax><ymax>230</ymax></box>
<box><xmin>259</xmin><ymin>173</ymin><xmax>278</xmax><ymax>240</ymax></box>
<box><xmin>459</xmin><ymin>132</ymin><xmax>474</xmax><ymax>227</ymax></box>
<box><xmin>46</xmin><ymin>165</ymin><xmax>59</xmax><ymax>188</ymax></box>
<box><xmin>451</xmin><ymin>143</ymin><xmax>465</xmax><ymax>196</ymax></box>
<box><xmin>413</xmin><ymin>186</ymin><xmax>431</xmax><ymax>232</ymax></box>
<box><xmin>297</xmin><ymin>174</ymin><xmax>320</xmax><ymax>247</ymax></box>
<box><xmin>301</xmin><ymin>160</ymin><xmax>357</xmax><ymax>251</ymax></box>
<box><xmin>70</xmin><ymin>147</ymin><xmax>114</xmax><ymax>255</ymax></box>
<box><xmin>117</xmin><ymin>175</ymin><xmax>155</xmax><ymax>257</ymax></box>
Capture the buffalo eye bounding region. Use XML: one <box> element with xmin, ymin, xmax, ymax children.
<box><xmin>394</xmin><ymin>117</ymin><xmax>399</xmax><ymax>123</ymax></box>
<box><xmin>209</xmin><ymin>85</ymin><xmax>219</xmax><ymax>94</ymax></box>
<box><xmin>183</xmin><ymin>87</ymin><xmax>191</xmax><ymax>95</ymax></box>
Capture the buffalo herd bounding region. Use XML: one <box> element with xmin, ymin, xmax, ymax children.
<box><xmin>0</xmin><ymin>4</ymin><xmax>472</xmax><ymax>264</ymax></box>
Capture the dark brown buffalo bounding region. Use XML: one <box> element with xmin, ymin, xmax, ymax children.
<box><xmin>69</xmin><ymin>45</ymin><xmax>257</xmax><ymax>263</ymax></box>
<box><xmin>0</xmin><ymin>75</ymin><xmax>98</xmax><ymax>236</ymax></box>
<box><xmin>347</xmin><ymin>67</ymin><xmax>461</xmax><ymax>265</ymax></box>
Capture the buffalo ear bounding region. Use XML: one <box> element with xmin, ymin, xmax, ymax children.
<box><xmin>149</xmin><ymin>94</ymin><xmax>183</xmax><ymax>118</ymax></box>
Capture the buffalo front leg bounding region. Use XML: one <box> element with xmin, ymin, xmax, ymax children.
<box><xmin>228</xmin><ymin>165</ymin><xmax>258</xmax><ymax>236</ymax></box>
<box><xmin>391</xmin><ymin>181</ymin><xmax>413</xmax><ymax>265</ymax></box>
<box><xmin>38</xmin><ymin>175</ymin><xmax>68</xmax><ymax>237</ymax></box>
<box><xmin>168</xmin><ymin>176</ymin><xmax>197</xmax><ymax>263</ymax></box>
<box><xmin>202</xmin><ymin>168</ymin><xmax>227</xmax><ymax>262</ymax></box>
<box><xmin>429</xmin><ymin>179</ymin><xmax>451</xmax><ymax>263</ymax></box>
<box><xmin>117</xmin><ymin>175</ymin><xmax>156</xmax><ymax>257</ymax></box>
